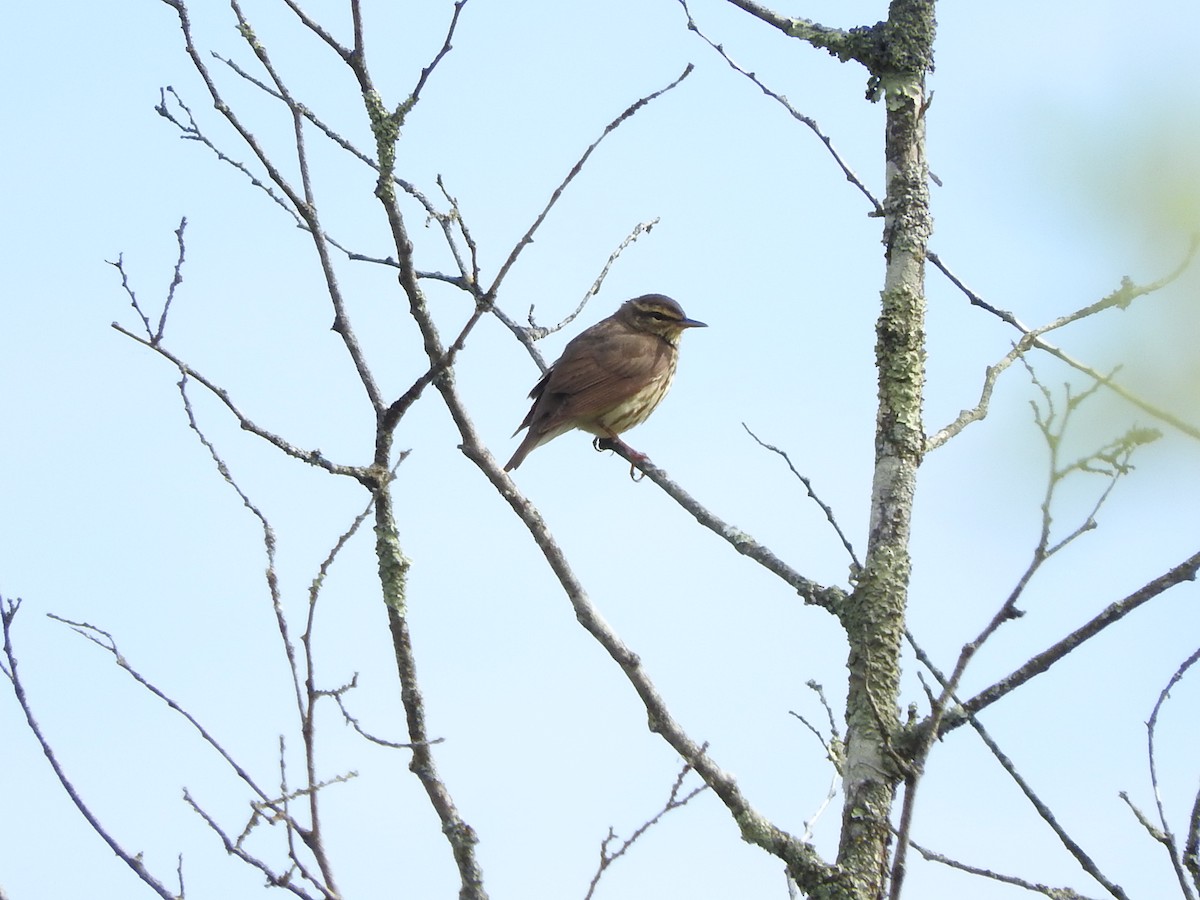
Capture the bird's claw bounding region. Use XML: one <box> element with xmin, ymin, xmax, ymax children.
<box><xmin>593</xmin><ymin>436</ymin><xmax>648</xmax><ymax>481</ymax></box>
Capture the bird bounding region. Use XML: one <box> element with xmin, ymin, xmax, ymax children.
<box><xmin>504</xmin><ymin>293</ymin><xmax>706</xmax><ymax>472</ymax></box>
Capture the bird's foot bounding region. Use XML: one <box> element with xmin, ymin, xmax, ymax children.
<box><xmin>594</xmin><ymin>436</ymin><xmax>648</xmax><ymax>481</ymax></box>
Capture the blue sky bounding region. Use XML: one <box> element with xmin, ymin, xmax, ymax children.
<box><xmin>2</xmin><ymin>2</ymin><xmax>1199</xmax><ymax>898</ymax></box>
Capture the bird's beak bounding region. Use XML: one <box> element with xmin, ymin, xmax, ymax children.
<box><xmin>680</xmin><ymin>317</ymin><xmax>707</xmax><ymax>329</ymax></box>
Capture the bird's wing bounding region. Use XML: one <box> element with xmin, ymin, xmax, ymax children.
<box><xmin>541</xmin><ymin>329</ymin><xmax>672</xmax><ymax>421</ymax></box>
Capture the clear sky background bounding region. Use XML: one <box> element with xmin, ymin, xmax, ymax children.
<box><xmin>2</xmin><ymin>2</ymin><xmax>1199</xmax><ymax>899</ymax></box>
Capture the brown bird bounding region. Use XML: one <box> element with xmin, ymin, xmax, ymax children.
<box><xmin>505</xmin><ymin>293</ymin><xmax>706</xmax><ymax>471</ymax></box>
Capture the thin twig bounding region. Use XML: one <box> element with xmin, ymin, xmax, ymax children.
<box><xmin>501</xmin><ymin>218</ymin><xmax>665</xmax><ymax>380</ymax></box>
<box><xmin>519</xmin><ymin>218</ymin><xmax>662</xmax><ymax>344</ymax></box>
<box><xmin>1</xmin><ymin>598</ymin><xmax>180</xmax><ymax>900</ymax></box>
<box><xmin>909</xmin><ymin>838</ymin><xmax>1100</xmax><ymax>900</ymax></box>
<box><xmin>176</xmin><ymin>376</ymin><xmax>342</xmax><ymax>895</ymax></box>
<box><xmin>456</xmin><ymin>431</ymin><xmax>837</xmax><ymax>890</ymax></box>
<box><xmin>47</xmin><ymin>615</ymin><xmax>274</xmax><ymax>804</ymax></box>
<box><xmin>788</xmin><ymin>682</ymin><xmax>843</xmax><ymax>841</ymax></box>
<box><xmin>927</xmin><ymin>237</ymin><xmax>1200</xmax><ymax>448</ymax></box>
<box><xmin>410</xmin><ymin>0</ymin><xmax>469</xmax><ymax>105</ymax></box>
<box><xmin>111</xmin><ymin>320</ymin><xmax>369</xmax><ymax>483</ymax></box>
<box><xmin>486</xmin><ymin>65</ymin><xmax>694</xmax><ymax>298</ymax></box>
<box><xmin>1141</xmin><ymin>646</ymin><xmax>1200</xmax><ymax>900</ymax></box>
<box><xmin>930</xmin><ymin>376</ymin><xmax>1157</xmax><ymax>729</ymax></box>
<box><xmin>183</xmin><ymin>788</ymin><xmax>324</xmax><ymax>900</ymax></box>
<box><xmin>678</xmin><ymin>0</ymin><xmax>880</xmax><ymax>212</ymax></box>
<box><xmin>742</xmin><ymin>423</ymin><xmax>862</xmax><ymax>573</ymax></box>
<box><xmin>325</xmin><ymin>672</ymin><xmax>442</xmax><ymax>750</ymax></box>
<box><xmin>584</xmin><ymin>754</ymin><xmax>709</xmax><ymax>899</ymax></box>
<box><xmin>946</xmin><ymin>547</ymin><xmax>1200</xmax><ymax>731</ymax></box>
<box><xmin>161</xmin><ymin>0</ymin><xmax>385</xmax><ymax>414</ymax></box>
<box><xmin>893</xmin><ymin>378</ymin><xmax>1158</xmax><ymax>895</ymax></box>
<box><xmin>594</xmin><ymin>438</ymin><xmax>847</xmax><ymax>612</ymax></box>
<box><xmin>969</xmin><ymin>714</ymin><xmax>1130</xmax><ymax>900</ymax></box>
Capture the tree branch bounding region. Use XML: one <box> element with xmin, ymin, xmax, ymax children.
<box><xmin>596</xmin><ymin>438</ymin><xmax>846</xmax><ymax>612</ymax></box>
<box><xmin>1</xmin><ymin>598</ymin><xmax>180</xmax><ymax>900</ymax></box>
<box><xmin>945</xmin><ymin>548</ymin><xmax>1200</xmax><ymax>731</ymax></box>
<box><xmin>487</xmin><ymin>65</ymin><xmax>694</xmax><ymax>299</ymax></box>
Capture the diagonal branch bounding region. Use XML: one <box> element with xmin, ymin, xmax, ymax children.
<box><xmin>927</xmin><ymin>237</ymin><xmax>1200</xmax><ymax>448</ymax></box>
<box><xmin>597</xmin><ymin>438</ymin><xmax>846</xmax><ymax>612</ymax></box>
<box><xmin>159</xmin><ymin>0</ymin><xmax>385</xmax><ymax>414</ymax></box>
<box><xmin>410</xmin><ymin>0</ymin><xmax>469</xmax><ymax>105</ymax></box>
<box><xmin>486</xmin><ymin>65</ymin><xmax>694</xmax><ymax>299</ymax></box>
<box><xmin>717</xmin><ymin>0</ymin><xmax>867</xmax><ymax>63</ymax></box>
<box><xmin>584</xmin><ymin>756</ymin><xmax>709</xmax><ymax>899</ymax></box>
<box><xmin>742</xmin><ymin>423</ymin><xmax>862</xmax><ymax>573</ymax></box>
<box><xmin>679</xmin><ymin>0</ymin><xmax>881</xmax><ymax>213</ymax></box>
<box><xmin>968</xmin><ymin>713</ymin><xmax>1131</xmax><ymax>900</ymax></box>
<box><xmin>943</xmin><ymin>548</ymin><xmax>1200</xmax><ymax>732</ymax></box>
<box><xmin>456</xmin><ymin>437</ymin><xmax>836</xmax><ymax>891</ymax></box>
<box><xmin>47</xmin><ymin>614</ymin><xmax>275</xmax><ymax>806</ymax></box>
<box><xmin>909</xmin><ymin>837</ymin><xmax>1103</xmax><ymax>899</ymax></box>
<box><xmin>1141</xmin><ymin>646</ymin><xmax>1200</xmax><ymax>900</ymax></box>
<box><xmin>1</xmin><ymin>598</ymin><xmax>180</xmax><ymax>900</ymax></box>
<box><xmin>111</xmin><ymin>322</ymin><xmax>371</xmax><ymax>484</ymax></box>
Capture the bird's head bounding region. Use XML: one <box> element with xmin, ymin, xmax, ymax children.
<box><xmin>619</xmin><ymin>294</ymin><xmax>707</xmax><ymax>343</ymax></box>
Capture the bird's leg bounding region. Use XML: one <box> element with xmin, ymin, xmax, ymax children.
<box><xmin>594</xmin><ymin>433</ymin><xmax>644</xmax><ymax>459</ymax></box>
<box><xmin>593</xmin><ymin>433</ymin><xmax>648</xmax><ymax>481</ymax></box>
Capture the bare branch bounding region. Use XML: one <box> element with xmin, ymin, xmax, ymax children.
<box><xmin>584</xmin><ymin>754</ymin><xmax>709</xmax><ymax>899</ymax></box>
<box><xmin>373</xmin><ymin>487</ymin><xmax>486</xmax><ymax>898</ymax></box>
<box><xmin>909</xmin><ymin>838</ymin><xmax>1101</xmax><ymax>900</ymax></box>
<box><xmin>1141</xmin><ymin>646</ymin><xmax>1200</xmax><ymax>899</ymax></box>
<box><xmin>927</xmin><ymin>236</ymin><xmax>1200</xmax><ymax>447</ymax></box>
<box><xmin>209</xmin><ymin>51</ymin><xmax>475</xmax><ymax>280</ymax></box>
<box><xmin>498</xmin><ymin>218</ymin><xmax>664</xmax><ymax>385</ymax></box>
<box><xmin>925</xmin><ymin>378</ymin><xmax>1159</xmax><ymax>742</ymax></box>
<box><xmin>159</xmin><ymin>0</ymin><xmax>385</xmax><ymax>414</ymax></box>
<box><xmin>434</xmin><ymin>175</ymin><xmax>482</xmax><ymax>291</ymax></box>
<box><xmin>714</xmin><ymin>0</ymin><xmax>865</xmax><ymax>64</ymax></box>
<box><xmin>1</xmin><ymin>598</ymin><xmax>181</xmax><ymax>900</ymax></box>
<box><xmin>742</xmin><ymin>423</ymin><xmax>862</xmax><ymax>574</ymax></box>
<box><xmin>455</xmin><ymin>437</ymin><xmax>836</xmax><ymax>890</ymax></box>
<box><xmin>279</xmin><ymin>0</ymin><xmax>352</xmax><ymax>61</ymax></box>
<box><xmin>47</xmin><ymin>614</ymin><xmax>275</xmax><ymax>805</ymax></box>
<box><xmin>969</xmin><ymin>714</ymin><xmax>1130</xmax><ymax>900</ymax></box>
<box><xmin>176</xmin><ymin>377</ymin><xmax>345</xmax><ymax>892</ymax></box>
<box><xmin>947</xmin><ymin>548</ymin><xmax>1200</xmax><ymax>730</ymax></box>
<box><xmin>926</xmin><ymin>338</ymin><xmax>1029</xmax><ymax>451</ymax></box>
<box><xmin>1188</xmin><ymin>783</ymin><xmax>1200</xmax><ymax>894</ymax></box>
<box><xmin>325</xmin><ymin>672</ymin><xmax>443</xmax><ymax>750</ymax></box>
<box><xmin>519</xmin><ymin>218</ymin><xmax>662</xmax><ymax>343</ymax></box>
<box><xmin>105</xmin><ymin>217</ymin><xmax>188</xmax><ymax>346</ymax></box>
<box><xmin>896</xmin><ymin>377</ymin><xmax>1157</xmax><ymax>897</ymax></box>
<box><xmin>156</xmin><ymin>86</ymin><xmax>305</xmax><ymax>224</ymax></box>
<box><xmin>111</xmin><ymin>321</ymin><xmax>370</xmax><ymax>483</ymax></box>
<box><xmin>183</xmin><ymin>788</ymin><xmax>324</xmax><ymax>900</ymax></box>
<box><xmin>487</xmin><ymin>65</ymin><xmax>694</xmax><ymax>298</ymax></box>
<box><xmin>380</xmin><ymin>303</ymin><xmax>490</xmax><ymax>434</ymax></box>
<box><xmin>314</xmin><ymin>20</ymin><xmax>491</xmax><ymax>894</ymax></box>
<box><xmin>789</xmin><ymin>682</ymin><xmax>843</xmax><ymax>841</ymax></box>
<box><xmin>410</xmin><ymin>0</ymin><xmax>469</xmax><ymax>105</ymax></box>
<box><xmin>679</xmin><ymin>0</ymin><xmax>881</xmax><ymax>213</ymax></box>
<box><xmin>594</xmin><ymin>438</ymin><xmax>846</xmax><ymax>612</ymax></box>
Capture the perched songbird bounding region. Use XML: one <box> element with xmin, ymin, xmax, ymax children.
<box><xmin>504</xmin><ymin>293</ymin><xmax>706</xmax><ymax>471</ymax></box>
